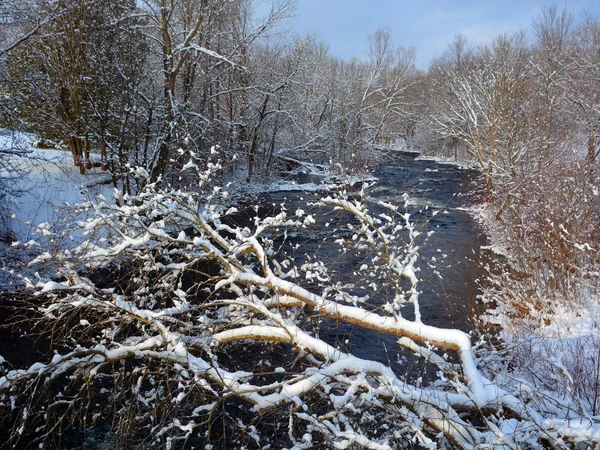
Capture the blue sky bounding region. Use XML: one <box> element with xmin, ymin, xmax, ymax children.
<box><xmin>279</xmin><ymin>0</ymin><xmax>600</xmax><ymax>68</ymax></box>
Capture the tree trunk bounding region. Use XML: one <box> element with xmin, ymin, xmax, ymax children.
<box><xmin>247</xmin><ymin>96</ymin><xmax>269</xmax><ymax>183</ymax></box>
<box><xmin>588</xmin><ymin>130</ymin><xmax>597</xmax><ymax>161</ymax></box>
<box><xmin>84</xmin><ymin>137</ymin><xmax>92</xmax><ymax>170</ymax></box>
<box><xmin>70</xmin><ymin>136</ymin><xmax>86</xmax><ymax>175</ymax></box>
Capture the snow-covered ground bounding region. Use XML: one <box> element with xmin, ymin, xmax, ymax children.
<box><xmin>7</xmin><ymin>148</ymin><xmax>111</xmax><ymax>240</ymax></box>
<box><xmin>473</xmin><ymin>199</ymin><xmax>600</xmax><ymax>413</ymax></box>
<box><xmin>224</xmin><ymin>159</ymin><xmax>378</xmax><ymax>204</ymax></box>
<box><xmin>0</xmin><ymin>132</ymin><xmax>112</xmax><ymax>287</ymax></box>
<box><xmin>415</xmin><ymin>153</ymin><xmax>475</xmax><ymax>170</ymax></box>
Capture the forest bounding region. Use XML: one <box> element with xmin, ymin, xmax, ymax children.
<box><xmin>0</xmin><ymin>0</ymin><xmax>599</xmax><ymax>448</ymax></box>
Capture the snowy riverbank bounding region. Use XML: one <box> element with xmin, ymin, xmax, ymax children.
<box><xmin>473</xmin><ymin>193</ymin><xmax>600</xmax><ymax>417</ymax></box>
<box><xmin>0</xmin><ymin>135</ymin><xmax>113</xmax><ymax>288</ymax></box>
<box><xmin>410</xmin><ymin>146</ymin><xmax>600</xmax><ymax>416</ymax></box>
<box><xmin>0</xmin><ymin>133</ymin><xmax>111</xmax><ymax>241</ymax></box>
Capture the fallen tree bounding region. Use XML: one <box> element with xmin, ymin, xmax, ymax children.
<box><xmin>1</xmin><ymin>157</ymin><xmax>599</xmax><ymax>449</ymax></box>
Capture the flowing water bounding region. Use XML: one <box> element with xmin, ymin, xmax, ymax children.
<box><xmin>247</xmin><ymin>151</ymin><xmax>488</xmax><ymax>376</ymax></box>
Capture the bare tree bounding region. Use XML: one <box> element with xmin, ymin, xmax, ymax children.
<box><xmin>1</xmin><ymin>0</ymin><xmax>148</xmax><ymax>178</ymax></box>
<box><xmin>431</xmin><ymin>32</ymin><xmax>534</xmax><ymax>199</ymax></box>
<box><xmin>141</xmin><ymin>0</ymin><xmax>293</xmax><ymax>184</ymax></box>
<box><xmin>567</xmin><ymin>13</ymin><xmax>600</xmax><ymax>161</ymax></box>
<box><xmin>0</xmin><ymin>0</ymin><xmax>70</xmax><ymax>241</ymax></box>
<box><xmin>437</xmin><ymin>33</ymin><xmax>473</xmax><ymax>73</ymax></box>
<box><xmin>531</xmin><ymin>6</ymin><xmax>574</xmax><ymax>170</ymax></box>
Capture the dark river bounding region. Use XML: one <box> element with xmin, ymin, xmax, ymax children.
<box><xmin>247</xmin><ymin>151</ymin><xmax>488</xmax><ymax>377</ymax></box>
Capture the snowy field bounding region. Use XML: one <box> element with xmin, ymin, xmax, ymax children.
<box><xmin>1</xmin><ymin>132</ymin><xmax>112</xmax><ymax>241</ymax></box>
<box><xmin>0</xmin><ymin>132</ymin><xmax>113</xmax><ymax>288</ymax></box>
<box><xmin>9</xmin><ymin>151</ymin><xmax>111</xmax><ymax>241</ymax></box>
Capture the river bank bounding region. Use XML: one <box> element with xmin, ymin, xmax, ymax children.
<box><xmin>420</xmin><ymin>151</ymin><xmax>600</xmax><ymax>419</ymax></box>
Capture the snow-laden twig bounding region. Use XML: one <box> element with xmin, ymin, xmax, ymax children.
<box><xmin>2</xmin><ymin>163</ymin><xmax>598</xmax><ymax>448</ymax></box>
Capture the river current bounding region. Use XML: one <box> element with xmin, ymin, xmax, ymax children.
<box><xmin>246</xmin><ymin>151</ymin><xmax>487</xmax><ymax>377</ymax></box>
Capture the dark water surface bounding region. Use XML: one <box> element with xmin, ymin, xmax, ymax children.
<box><xmin>252</xmin><ymin>151</ymin><xmax>488</xmax><ymax>376</ymax></box>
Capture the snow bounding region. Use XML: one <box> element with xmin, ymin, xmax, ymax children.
<box><xmin>1</xmin><ymin>134</ymin><xmax>113</xmax><ymax>241</ymax></box>
<box><xmin>474</xmin><ymin>197</ymin><xmax>600</xmax><ymax>421</ymax></box>
<box><xmin>224</xmin><ymin>157</ymin><xmax>378</xmax><ymax>201</ymax></box>
<box><xmin>0</xmin><ymin>132</ymin><xmax>113</xmax><ymax>288</ymax></box>
<box><xmin>415</xmin><ymin>154</ymin><xmax>473</xmax><ymax>170</ymax></box>
<box><xmin>469</xmin><ymin>203</ymin><xmax>512</xmax><ymax>258</ymax></box>
<box><xmin>2</xmin><ymin>130</ymin><xmax>598</xmax><ymax>446</ymax></box>
<box><xmin>530</xmin><ymin>304</ymin><xmax>600</xmax><ymax>340</ymax></box>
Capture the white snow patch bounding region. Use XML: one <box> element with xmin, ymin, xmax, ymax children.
<box><xmin>2</xmin><ymin>137</ymin><xmax>113</xmax><ymax>241</ymax></box>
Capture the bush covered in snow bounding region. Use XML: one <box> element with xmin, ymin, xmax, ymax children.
<box><xmin>0</xmin><ymin>162</ymin><xmax>599</xmax><ymax>449</ymax></box>
<box><xmin>477</xmin><ymin>160</ymin><xmax>600</xmax><ymax>431</ymax></box>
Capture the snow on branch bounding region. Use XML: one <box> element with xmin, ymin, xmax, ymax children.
<box><xmin>0</xmin><ymin>161</ymin><xmax>597</xmax><ymax>448</ymax></box>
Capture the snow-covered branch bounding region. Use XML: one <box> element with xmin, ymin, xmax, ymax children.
<box><xmin>1</xmin><ymin>163</ymin><xmax>597</xmax><ymax>448</ymax></box>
